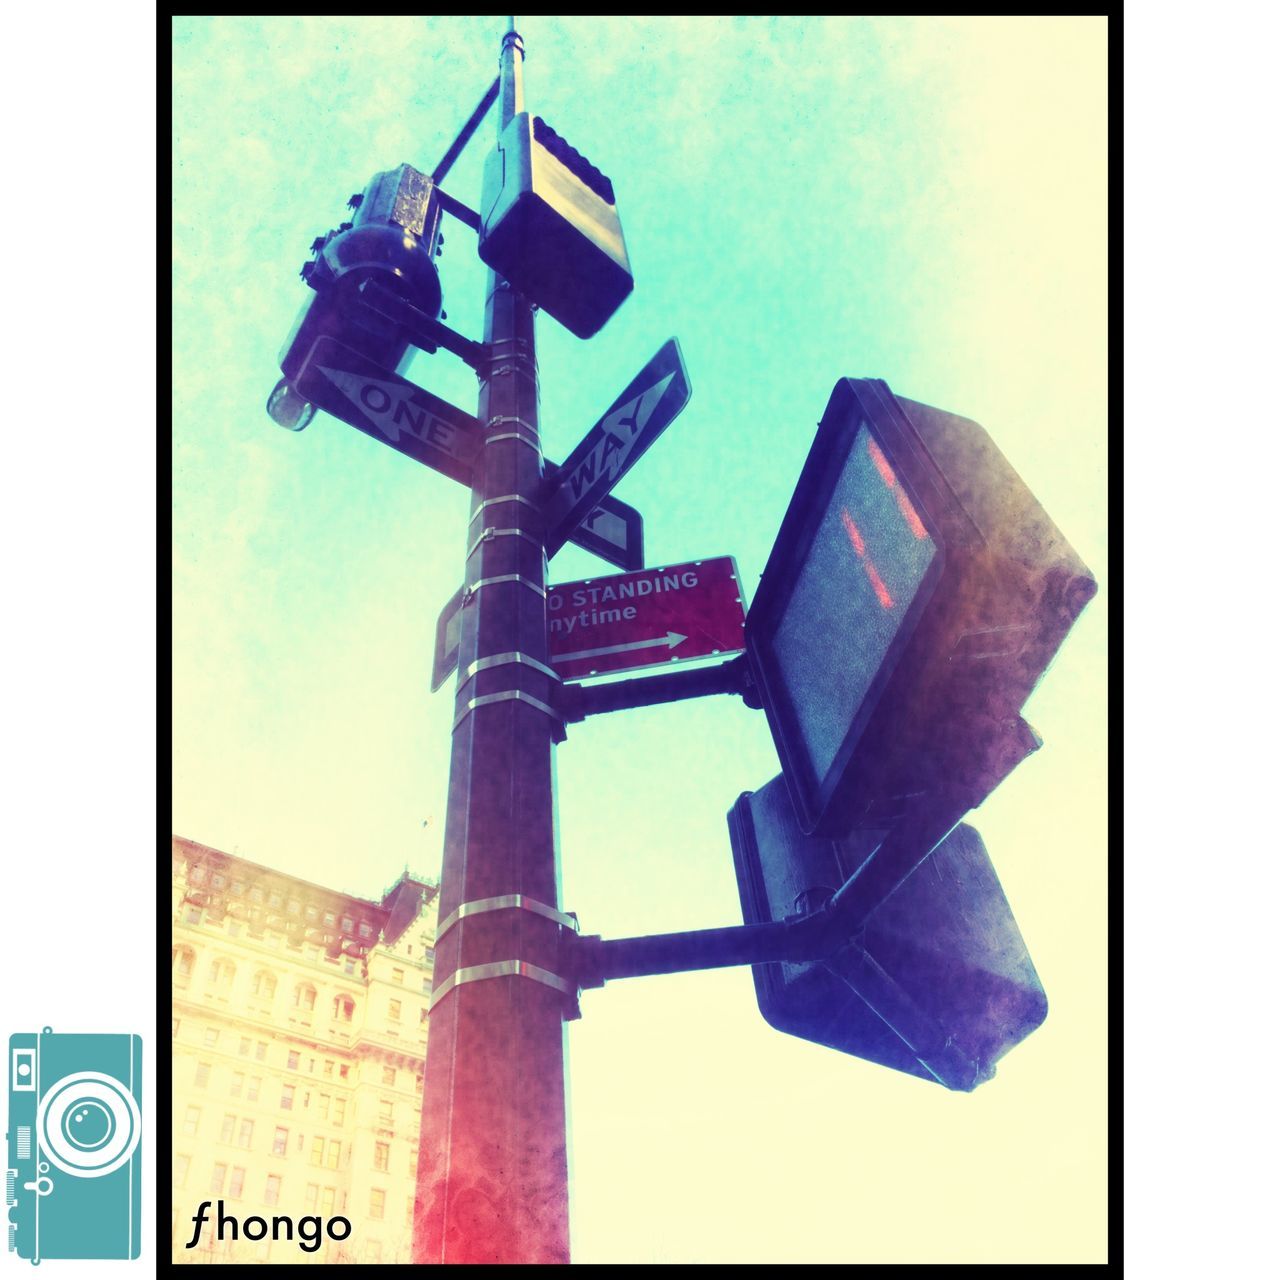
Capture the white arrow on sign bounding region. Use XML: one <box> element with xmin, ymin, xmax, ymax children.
<box><xmin>318</xmin><ymin>364</ymin><xmax>462</xmax><ymax>454</ymax></box>
<box><xmin>556</xmin><ymin>631</ymin><xmax>687</xmax><ymax>665</ymax></box>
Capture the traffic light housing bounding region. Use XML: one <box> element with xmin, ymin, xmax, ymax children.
<box><xmin>478</xmin><ymin>113</ymin><xmax>633</xmax><ymax>338</ymax></box>
<box><xmin>728</xmin><ymin>776</ymin><xmax>1047</xmax><ymax>1090</ymax></box>
<box><xmin>267</xmin><ymin>164</ymin><xmax>445</xmax><ymax>431</ymax></box>
<box><xmin>744</xmin><ymin>379</ymin><xmax>1096</xmax><ymax>837</ymax></box>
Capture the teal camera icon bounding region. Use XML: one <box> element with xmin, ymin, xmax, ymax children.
<box><xmin>7</xmin><ymin>1029</ymin><xmax>142</xmax><ymax>1262</ymax></box>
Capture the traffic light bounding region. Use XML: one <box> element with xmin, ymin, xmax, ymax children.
<box><xmin>743</xmin><ymin>378</ymin><xmax>1096</xmax><ymax>837</ymax></box>
<box><xmin>728</xmin><ymin>776</ymin><xmax>1047</xmax><ymax>1090</ymax></box>
<box><xmin>266</xmin><ymin>164</ymin><xmax>445</xmax><ymax>431</ymax></box>
<box><xmin>478</xmin><ymin>113</ymin><xmax>633</xmax><ymax>338</ymax></box>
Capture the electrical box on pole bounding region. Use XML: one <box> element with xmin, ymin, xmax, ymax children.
<box><xmin>743</xmin><ymin>378</ymin><xmax>1097</xmax><ymax>839</ymax></box>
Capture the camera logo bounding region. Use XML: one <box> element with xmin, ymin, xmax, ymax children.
<box><xmin>6</xmin><ymin>1028</ymin><xmax>142</xmax><ymax>1262</ymax></box>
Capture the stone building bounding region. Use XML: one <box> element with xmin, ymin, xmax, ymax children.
<box><xmin>171</xmin><ymin>835</ymin><xmax>438</xmax><ymax>1264</ymax></box>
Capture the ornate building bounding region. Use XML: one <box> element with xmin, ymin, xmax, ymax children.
<box><xmin>171</xmin><ymin>836</ymin><xmax>439</xmax><ymax>1264</ymax></box>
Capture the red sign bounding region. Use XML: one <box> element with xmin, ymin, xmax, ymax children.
<box><xmin>548</xmin><ymin>557</ymin><xmax>746</xmax><ymax>680</ymax></box>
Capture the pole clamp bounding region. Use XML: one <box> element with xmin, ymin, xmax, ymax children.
<box><xmin>427</xmin><ymin>959</ymin><xmax>569</xmax><ymax>1013</ymax></box>
<box><xmin>466</xmin><ymin>526</ymin><xmax>544</xmax><ymax>560</ymax></box>
<box><xmin>436</xmin><ymin>894</ymin><xmax>579</xmax><ymax>943</ymax></box>
<box><xmin>453</xmin><ymin>689</ymin><xmax>562</xmax><ymax>731</ymax></box>
<box><xmin>470</xmin><ymin>494</ymin><xmax>541</xmax><ymax>523</ymax></box>
<box><xmin>461</xmin><ymin>575</ymin><xmax>545</xmax><ymax>607</ymax></box>
<box><xmin>486</xmin><ymin>414</ymin><xmax>537</xmax><ymax>433</ymax></box>
<box><xmin>460</xmin><ymin>651</ymin><xmax>560</xmax><ymax>686</ymax></box>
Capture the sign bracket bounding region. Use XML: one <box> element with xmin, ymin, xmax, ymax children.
<box><xmin>556</xmin><ymin>654</ymin><xmax>761</xmax><ymax>724</ymax></box>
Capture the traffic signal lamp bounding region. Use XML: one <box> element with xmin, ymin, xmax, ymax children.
<box><xmin>744</xmin><ymin>378</ymin><xmax>1096</xmax><ymax>837</ymax></box>
<box><xmin>267</xmin><ymin>164</ymin><xmax>445</xmax><ymax>431</ymax></box>
<box><xmin>728</xmin><ymin>776</ymin><xmax>1047</xmax><ymax>1090</ymax></box>
<box><xmin>478</xmin><ymin>113</ymin><xmax>633</xmax><ymax>338</ymax></box>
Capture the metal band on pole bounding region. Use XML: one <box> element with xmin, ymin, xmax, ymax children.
<box><xmin>461</xmin><ymin>651</ymin><xmax>561</xmax><ymax>684</ymax></box>
<box><xmin>427</xmin><ymin>960</ymin><xmax>573</xmax><ymax>1012</ymax></box>
<box><xmin>436</xmin><ymin>893</ymin><xmax>579</xmax><ymax>942</ymax></box>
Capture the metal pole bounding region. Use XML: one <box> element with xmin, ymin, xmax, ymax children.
<box><xmin>415</xmin><ymin>17</ymin><xmax>571</xmax><ymax>1264</ymax></box>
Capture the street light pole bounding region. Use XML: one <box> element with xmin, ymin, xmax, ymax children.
<box><xmin>413</xmin><ymin>17</ymin><xmax>571</xmax><ymax>1265</ymax></box>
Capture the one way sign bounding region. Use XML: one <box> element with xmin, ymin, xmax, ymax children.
<box><xmin>543</xmin><ymin>339</ymin><xmax>690</xmax><ymax>558</ymax></box>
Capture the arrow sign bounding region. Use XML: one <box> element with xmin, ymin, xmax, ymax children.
<box><xmin>297</xmin><ymin>336</ymin><xmax>482</xmax><ymax>486</ymax></box>
<box><xmin>548</xmin><ymin>556</ymin><xmax>745</xmax><ymax>681</ymax></box>
<box><xmin>543</xmin><ymin>338</ymin><xmax>690</xmax><ymax>558</ymax></box>
<box><xmin>296</xmin><ymin>336</ymin><xmax>643</xmax><ymax>572</ymax></box>
<box><xmin>557</xmin><ymin>631</ymin><xmax>686</xmax><ymax>665</ymax></box>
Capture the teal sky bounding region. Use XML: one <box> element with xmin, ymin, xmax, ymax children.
<box><xmin>173</xmin><ymin>16</ymin><xmax>1107</xmax><ymax>1264</ymax></box>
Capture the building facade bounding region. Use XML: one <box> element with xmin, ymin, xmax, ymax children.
<box><xmin>171</xmin><ymin>836</ymin><xmax>438</xmax><ymax>1264</ymax></box>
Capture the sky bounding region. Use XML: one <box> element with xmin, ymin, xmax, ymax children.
<box><xmin>172</xmin><ymin>15</ymin><xmax>1107</xmax><ymax>1264</ymax></box>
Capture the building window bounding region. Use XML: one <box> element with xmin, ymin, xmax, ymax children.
<box><xmin>378</xmin><ymin>1100</ymin><xmax>394</xmax><ymax>1127</ymax></box>
<box><xmin>184</xmin><ymin>906</ymin><xmax>202</xmax><ymax>925</ymax></box>
<box><xmin>173</xmin><ymin>946</ymin><xmax>195</xmax><ymax>981</ymax></box>
<box><xmin>392</xmin><ymin>968</ymin><xmax>405</xmax><ymax>984</ymax></box>
<box><xmin>343</xmin><ymin>958</ymin><xmax>356</xmax><ymax>975</ymax></box>
<box><xmin>317</xmin><ymin>1093</ymin><xmax>330</xmax><ymax>1120</ymax></box>
<box><xmin>263</xmin><ymin>1173</ymin><xmax>282</xmax><ymax>1207</ymax></box>
<box><xmin>220</xmin><ymin>1114</ymin><xmax>235</xmax><ymax>1144</ymax></box>
<box><xmin>268</xmin><ymin>891</ymin><xmax>283</xmax><ymax>909</ymax></box>
<box><xmin>272</xmin><ymin>1127</ymin><xmax>289</xmax><ymax>1157</ymax></box>
<box><xmin>211</xmin><ymin>1162</ymin><xmax>227</xmax><ymax>1194</ymax></box>
<box><xmin>326</xmin><ymin>1140</ymin><xmax>341</xmax><ymax>1171</ymax></box>
<box><xmin>415</xmin><ymin>1074</ymin><xmax>423</xmax><ymax>1093</ymax></box>
<box><xmin>338</xmin><ymin>1064</ymin><xmax>350</xmax><ymax>1080</ymax></box>
<box><xmin>323</xmin><ymin>1060</ymin><xmax>334</xmax><ymax>1078</ymax></box>
<box><xmin>229</xmin><ymin>1167</ymin><xmax>245</xmax><ymax>1199</ymax></box>
<box><xmin>294</xmin><ymin>984</ymin><xmax>317</xmax><ymax>1012</ymax></box>
<box><xmin>321</xmin><ymin>1186</ymin><xmax>336</xmax><ymax>1215</ymax></box>
<box><xmin>238</xmin><ymin>1118</ymin><xmax>254</xmax><ymax>1149</ymax></box>
<box><xmin>203</xmin><ymin>1029</ymin><xmax>219</xmax><ymax>1048</ymax></box>
<box><xmin>323</xmin><ymin>911</ymin><xmax>336</xmax><ymax>927</ymax></box>
<box><xmin>388</xmin><ymin>999</ymin><xmax>402</xmax><ymax>1021</ymax></box>
<box><xmin>252</xmin><ymin>971</ymin><xmax>277</xmax><ymax>1000</ymax></box>
<box><xmin>247</xmin><ymin>1077</ymin><xmax>261</xmax><ymax>1103</ymax></box>
<box><xmin>305</xmin><ymin>905</ymin><xmax>319</xmax><ymax>922</ymax></box>
<box><xmin>305</xmin><ymin>1184</ymin><xmax>319</xmax><ymax>1210</ymax></box>
<box><xmin>183</xmin><ymin>1107</ymin><xmax>201</xmax><ymax>1136</ymax></box>
<box><xmin>332</xmin><ymin>1097</ymin><xmax>346</xmax><ymax>1126</ymax></box>
<box><xmin>174</xmin><ymin>1153</ymin><xmax>190</xmax><ymax>1188</ymax></box>
<box><xmin>189</xmin><ymin>864</ymin><xmax>206</xmax><ymax>883</ymax></box>
<box><xmin>370</xmin><ymin>1188</ymin><xmax>386</xmax><ymax>1220</ymax></box>
<box><xmin>358</xmin><ymin>922</ymin><xmax>373</xmax><ymax>938</ymax></box>
<box><xmin>255</xmin><ymin>1041</ymin><xmax>268</xmax><ymax>1061</ymax></box>
<box><xmin>231</xmin><ymin>879</ymin><xmax>245</xmax><ymax>896</ymax></box>
<box><xmin>287</xmin><ymin>900</ymin><xmax>301</xmax><ymax>916</ymax></box>
<box><xmin>239</xmin><ymin>1037</ymin><xmax>251</xmax><ymax>1056</ymax></box>
<box><xmin>281</xmin><ymin>1085</ymin><xmax>295</xmax><ymax>1111</ymax></box>
<box><xmin>287</xmin><ymin>1051</ymin><xmax>300</xmax><ymax>1071</ymax></box>
<box><xmin>333</xmin><ymin>995</ymin><xmax>355</xmax><ymax>1022</ymax></box>
<box><xmin>212</xmin><ymin>873</ymin><xmax>226</xmax><ymax>890</ymax></box>
<box><xmin>341</xmin><ymin>915</ymin><xmax>354</xmax><ymax>932</ymax></box>
<box><xmin>310</xmin><ymin>1137</ymin><xmax>325</xmax><ymax>1166</ymax></box>
<box><xmin>420</xmin><ymin>1007</ymin><xmax>429</xmax><ymax>1025</ymax></box>
<box><xmin>194</xmin><ymin>1062</ymin><xmax>211</xmax><ymax>1089</ymax></box>
<box><xmin>381</xmin><ymin>1066</ymin><xmax>396</xmax><ymax>1086</ymax></box>
<box><xmin>230</xmin><ymin>1072</ymin><xmax>244</xmax><ymax>1098</ymax></box>
<box><xmin>374</xmin><ymin>1142</ymin><xmax>390</xmax><ymax>1172</ymax></box>
<box><xmin>250</xmin><ymin>886</ymin><xmax>264</xmax><ymax>903</ymax></box>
